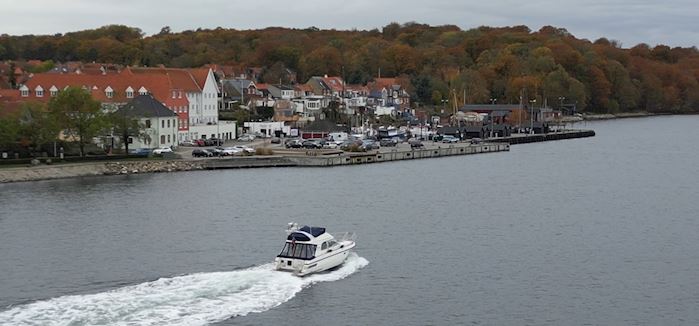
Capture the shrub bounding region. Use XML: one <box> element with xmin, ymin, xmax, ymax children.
<box><xmin>255</xmin><ymin>148</ymin><xmax>274</xmax><ymax>155</ymax></box>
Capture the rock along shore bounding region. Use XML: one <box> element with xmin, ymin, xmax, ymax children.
<box><xmin>0</xmin><ymin>160</ymin><xmax>204</xmax><ymax>183</ymax></box>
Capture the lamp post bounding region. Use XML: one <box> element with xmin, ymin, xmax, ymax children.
<box><xmin>529</xmin><ymin>99</ymin><xmax>536</xmax><ymax>134</ymax></box>
<box><xmin>558</xmin><ymin>96</ymin><xmax>565</xmax><ymax>132</ymax></box>
<box><xmin>489</xmin><ymin>98</ymin><xmax>497</xmax><ymax>138</ymax></box>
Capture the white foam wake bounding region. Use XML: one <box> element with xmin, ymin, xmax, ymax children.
<box><xmin>0</xmin><ymin>253</ymin><xmax>369</xmax><ymax>326</ymax></box>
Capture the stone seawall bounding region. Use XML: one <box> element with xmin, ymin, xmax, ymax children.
<box><xmin>103</xmin><ymin>161</ymin><xmax>204</xmax><ymax>175</ymax></box>
<box><xmin>0</xmin><ymin>160</ymin><xmax>204</xmax><ymax>183</ymax></box>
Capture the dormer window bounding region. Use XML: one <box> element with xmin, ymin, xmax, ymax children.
<box><xmin>172</xmin><ymin>91</ymin><xmax>176</xmax><ymax>99</ymax></box>
<box><xmin>50</xmin><ymin>86</ymin><xmax>58</xmax><ymax>97</ymax></box>
<box><xmin>105</xmin><ymin>86</ymin><xmax>114</xmax><ymax>99</ymax></box>
<box><xmin>139</xmin><ymin>86</ymin><xmax>148</xmax><ymax>96</ymax></box>
<box><xmin>126</xmin><ymin>86</ymin><xmax>134</xmax><ymax>98</ymax></box>
<box><xmin>35</xmin><ymin>86</ymin><xmax>44</xmax><ymax>97</ymax></box>
<box><xmin>20</xmin><ymin>85</ymin><xmax>29</xmax><ymax>97</ymax></box>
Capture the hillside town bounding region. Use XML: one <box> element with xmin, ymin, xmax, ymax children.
<box><xmin>0</xmin><ymin>60</ymin><xmax>569</xmax><ymax>158</ymax></box>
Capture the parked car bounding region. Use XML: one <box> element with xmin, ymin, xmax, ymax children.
<box><xmin>129</xmin><ymin>148</ymin><xmax>152</xmax><ymax>156</ymax></box>
<box><xmin>380</xmin><ymin>138</ymin><xmax>399</xmax><ymax>147</ymax></box>
<box><xmin>361</xmin><ymin>140</ymin><xmax>379</xmax><ymax>151</ymax></box>
<box><xmin>409</xmin><ymin>139</ymin><xmax>424</xmax><ymax>148</ymax></box>
<box><xmin>302</xmin><ymin>139</ymin><xmax>324</xmax><ymax>149</ymax></box>
<box><xmin>221</xmin><ymin>147</ymin><xmax>242</xmax><ymax>156</ymax></box>
<box><xmin>340</xmin><ymin>139</ymin><xmax>364</xmax><ymax>151</ymax></box>
<box><xmin>470</xmin><ymin>138</ymin><xmax>483</xmax><ymax>144</ymax></box>
<box><xmin>152</xmin><ymin>147</ymin><xmax>173</xmax><ymax>155</ymax></box>
<box><xmin>209</xmin><ymin>147</ymin><xmax>224</xmax><ymax>156</ymax></box>
<box><xmin>270</xmin><ymin>137</ymin><xmax>281</xmax><ymax>144</ymax></box>
<box><xmin>192</xmin><ymin>149</ymin><xmax>213</xmax><ymax>157</ymax></box>
<box><xmin>194</xmin><ymin>139</ymin><xmax>206</xmax><ymax>147</ymax></box>
<box><xmin>285</xmin><ymin>138</ymin><xmax>304</xmax><ymax>148</ymax></box>
<box><xmin>203</xmin><ymin>138</ymin><xmax>221</xmax><ymax>146</ymax></box>
<box><xmin>323</xmin><ymin>141</ymin><xmax>340</xmax><ymax>149</ymax></box>
<box><xmin>237</xmin><ymin>134</ymin><xmax>256</xmax><ymax>141</ymax></box>
<box><xmin>432</xmin><ymin>134</ymin><xmax>444</xmax><ymax>142</ymax></box>
<box><xmin>232</xmin><ymin>145</ymin><xmax>256</xmax><ymax>154</ymax></box>
<box><xmin>442</xmin><ymin>135</ymin><xmax>459</xmax><ymax>143</ymax></box>
<box><xmin>179</xmin><ymin>140</ymin><xmax>197</xmax><ymax>146</ymax></box>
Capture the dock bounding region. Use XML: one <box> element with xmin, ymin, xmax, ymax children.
<box><xmin>202</xmin><ymin>129</ymin><xmax>594</xmax><ymax>170</ymax></box>
<box><xmin>204</xmin><ymin>142</ymin><xmax>510</xmax><ymax>169</ymax></box>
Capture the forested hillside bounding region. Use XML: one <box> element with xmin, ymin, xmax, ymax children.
<box><xmin>2</xmin><ymin>23</ymin><xmax>699</xmax><ymax>113</ymax></box>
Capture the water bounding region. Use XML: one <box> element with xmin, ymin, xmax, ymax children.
<box><xmin>1</xmin><ymin>116</ymin><xmax>698</xmax><ymax>325</ymax></box>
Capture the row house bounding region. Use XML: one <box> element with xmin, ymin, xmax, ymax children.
<box><xmin>20</xmin><ymin>66</ymin><xmax>235</xmax><ymax>143</ymax></box>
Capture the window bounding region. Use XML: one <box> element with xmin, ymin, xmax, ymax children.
<box><xmin>36</xmin><ymin>89</ymin><xmax>44</xmax><ymax>97</ymax></box>
<box><xmin>167</xmin><ymin>135</ymin><xmax>170</xmax><ymax>143</ymax></box>
<box><xmin>126</xmin><ymin>89</ymin><xmax>134</xmax><ymax>98</ymax></box>
<box><xmin>160</xmin><ymin>135</ymin><xmax>165</xmax><ymax>144</ymax></box>
<box><xmin>321</xmin><ymin>242</ymin><xmax>328</xmax><ymax>250</ymax></box>
<box><xmin>162</xmin><ymin>120</ymin><xmax>165</xmax><ymax>128</ymax></box>
<box><xmin>167</xmin><ymin>120</ymin><xmax>170</xmax><ymax>128</ymax></box>
<box><xmin>21</xmin><ymin>89</ymin><xmax>29</xmax><ymax>97</ymax></box>
<box><xmin>278</xmin><ymin>243</ymin><xmax>317</xmax><ymax>260</ymax></box>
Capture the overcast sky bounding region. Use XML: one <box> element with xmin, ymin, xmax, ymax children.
<box><xmin>2</xmin><ymin>0</ymin><xmax>698</xmax><ymax>48</ymax></box>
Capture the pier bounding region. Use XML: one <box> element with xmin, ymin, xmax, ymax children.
<box><xmin>204</xmin><ymin>142</ymin><xmax>510</xmax><ymax>170</ymax></box>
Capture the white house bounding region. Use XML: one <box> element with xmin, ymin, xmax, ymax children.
<box><xmin>117</xmin><ymin>95</ymin><xmax>178</xmax><ymax>150</ymax></box>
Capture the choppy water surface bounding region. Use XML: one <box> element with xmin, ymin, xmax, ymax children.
<box><xmin>1</xmin><ymin>116</ymin><xmax>699</xmax><ymax>325</ymax></box>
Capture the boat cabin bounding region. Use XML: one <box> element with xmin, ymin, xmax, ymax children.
<box><xmin>277</xmin><ymin>225</ymin><xmax>338</xmax><ymax>260</ymax></box>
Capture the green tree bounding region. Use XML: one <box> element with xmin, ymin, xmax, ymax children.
<box><xmin>109</xmin><ymin>106</ymin><xmax>149</xmax><ymax>154</ymax></box>
<box><xmin>17</xmin><ymin>102</ymin><xmax>60</xmax><ymax>153</ymax></box>
<box><xmin>49</xmin><ymin>87</ymin><xmax>108</xmax><ymax>157</ymax></box>
<box><xmin>0</xmin><ymin>108</ymin><xmax>20</xmax><ymax>149</ymax></box>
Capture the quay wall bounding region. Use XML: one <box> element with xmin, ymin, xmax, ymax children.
<box><xmin>206</xmin><ymin>143</ymin><xmax>510</xmax><ymax>169</ymax></box>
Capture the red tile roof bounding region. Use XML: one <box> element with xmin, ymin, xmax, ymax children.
<box><xmin>0</xmin><ymin>89</ymin><xmax>23</xmax><ymax>117</ymax></box>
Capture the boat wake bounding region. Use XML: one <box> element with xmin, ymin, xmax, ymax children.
<box><xmin>0</xmin><ymin>253</ymin><xmax>369</xmax><ymax>326</ymax></box>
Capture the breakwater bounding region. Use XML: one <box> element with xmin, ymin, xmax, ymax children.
<box><xmin>494</xmin><ymin>130</ymin><xmax>595</xmax><ymax>144</ymax></box>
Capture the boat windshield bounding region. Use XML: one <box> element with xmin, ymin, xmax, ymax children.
<box><xmin>278</xmin><ymin>242</ymin><xmax>316</xmax><ymax>260</ymax></box>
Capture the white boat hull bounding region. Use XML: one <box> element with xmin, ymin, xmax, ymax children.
<box><xmin>275</xmin><ymin>241</ymin><xmax>355</xmax><ymax>276</ymax></box>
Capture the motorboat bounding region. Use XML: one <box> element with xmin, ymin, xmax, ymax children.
<box><xmin>275</xmin><ymin>222</ymin><xmax>356</xmax><ymax>276</ymax></box>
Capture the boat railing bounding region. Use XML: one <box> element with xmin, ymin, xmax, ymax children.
<box><xmin>333</xmin><ymin>232</ymin><xmax>356</xmax><ymax>242</ymax></box>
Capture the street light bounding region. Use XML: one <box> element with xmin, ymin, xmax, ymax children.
<box><xmin>489</xmin><ymin>98</ymin><xmax>497</xmax><ymax>138</ymax></box>
<box><xmin>441</xmin><ymin>99</ymin><xmax>448</xmax><ymax>114</ymax></box>
<box><xmin>529</xmin><ymin>99</ymin><xmax>536</xmax><ymax>134</ymax></box>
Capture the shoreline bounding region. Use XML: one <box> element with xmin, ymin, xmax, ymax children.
<box><xmin>581</xmin><ymin>112</ymin><xmax>658</xmax><ymax>121</ymax></box>
<box><xmin>1</xmin><ymin>129</ymin><xmax>597</xmax><ymax>184</ymax></box>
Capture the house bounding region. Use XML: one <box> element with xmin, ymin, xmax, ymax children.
<box><xmin>367</xmin><ymin>78</ymin><xmax>411</xmax><ymax>110</ymax></box>
<box><xmin>221</xmin><ymin>79</ymin><xmax>258</xmax><ymax>108</ymax></box>
<box><xmin>116</xmin><ymin>94</ymin><xmax>178</xmax><ymax>150</ymax></box>
<box><xmin>273</xmin><ymin>100</ymin><xmax>299</xmax><ymax>123</ymax></box>
<box><xmin>306</xmin><ymin>75</ymin><xmax>344</xmax><ymax>98</ymax></box>
<box><xmin>268</xmin><ymin>84</ymin><xmax>295</xmax><ymax>100</ymax></box>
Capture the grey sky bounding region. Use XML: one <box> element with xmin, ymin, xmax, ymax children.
<box><xmin>1</xmin><ymin>0</ymin><xmax>697</xmax><ymax>48</ymax></box>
